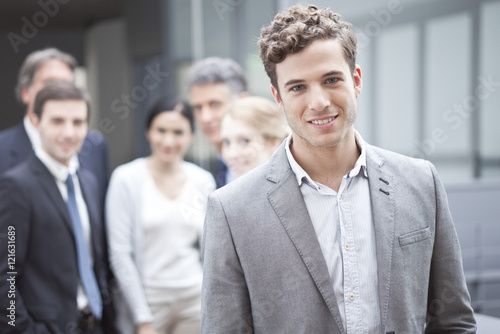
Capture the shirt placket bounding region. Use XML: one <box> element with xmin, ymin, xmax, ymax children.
<box><xmin>338</xmin><ymin>178</ymin><xmax>361</xmax><ymax>334</ymax></box>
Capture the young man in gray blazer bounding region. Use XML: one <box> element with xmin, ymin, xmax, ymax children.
<box><xmin>200</xmin><ymin>4</ymin><xmax>476</xmax><ymax>334</ymax></box>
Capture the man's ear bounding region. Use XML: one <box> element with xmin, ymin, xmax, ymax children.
<box><xmin>21</xmin><ymin>85</ymin><xmax>31</xmax><ymax>105</ymax></box>
<box><xmin>353</xmin><ymin>65</ymin><xmax>362</xmax><ymax>99</ymax></box>
<box><xmin>29</xmin><ymin>112</ymin><xmax>40</xmax><ymax>129</ymax></box>
<box><xmin>271</xmin><ymin>85</ymin><xmax>283</xmax><ymax>110</ymax></box>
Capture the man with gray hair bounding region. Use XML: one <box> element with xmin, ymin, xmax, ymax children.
<box><xmin>0</xmin><ymin>48</ymin><xmax>109</xmax><ymax>203</ymax></box>
<box><xmin>188</xmin><ymin>57</ymin><xmax>248</xmax><ymax>188</ymax></box>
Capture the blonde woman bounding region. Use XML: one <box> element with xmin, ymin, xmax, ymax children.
<box><xmin>220</xmin><ymin>96</ymin><xmax>290</xmax><ymax>178</ymax></box>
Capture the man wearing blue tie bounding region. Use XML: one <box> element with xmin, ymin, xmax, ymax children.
<box><xmin>0</xmin><ymin>81</ymin><xmax>117</xmax><ymax>334</ymax></box>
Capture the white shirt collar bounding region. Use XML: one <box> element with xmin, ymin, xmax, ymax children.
<box><xmin>35</xmin><ymin>147</ymin><xmax>79</xmax><ymax>183</ymax></box>
<box><xmin>285</xmin><ymin>129</ymin><xmax>368</xmax><ymax>187</ymax></box>
<box><xmin>23</xmin><ymin>115</ymin><xmax>41</xmax><ymax>150</ymax></box>
<box><xmin>348</xmin><ymin>130</ymin><xmax>368</xmax><ymax>179</ymax></box>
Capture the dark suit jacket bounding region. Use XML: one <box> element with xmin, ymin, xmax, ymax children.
<box><xmin>214</xmin><ymin>157</ymin><xmax>229</xmax><ymax>189</ymax></box>
<box><xmin>0</xmin><ymin>153</ymin><xmax>116</xmax><ymax>334</ymax></box>
<box><xmin>0</xmin><ymin>122</ymin><xmax>109</xmax><ymax>203</ymax></box>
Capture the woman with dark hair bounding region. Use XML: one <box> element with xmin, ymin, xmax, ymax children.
<box><xmin>106</xmin><ymin>96</ymin><xmax>215</xmax><ymax>334</ymax></box>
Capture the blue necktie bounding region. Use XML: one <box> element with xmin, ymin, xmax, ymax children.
<box><xmin>65</xmin><ymin>174</ymin><xmax>103</xmax><ymax>319</ymax></box>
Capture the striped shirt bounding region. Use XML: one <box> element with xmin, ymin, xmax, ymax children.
<box><xmin>285</xmin><ymin>131</ymin><xmax>381</xmax><ymax>333</ymax></box>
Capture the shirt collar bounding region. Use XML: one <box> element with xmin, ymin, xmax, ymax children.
<box><xmin>35</xmin><ymin>147</ymin><xmax>79</xmax><ymax>183</ymax></box>
<box><xmin>285</xmin><ymin>134</ymin><xmax>314</xmax><ymax>187</ymax></box>
<box><xmin>285</xmin><ymin>129</ymin><xmax>368</xmax><ymax>188</ymax></box>
<box><xmin>348</xmin><ymin>130</ymin><xmax>368</xmax><ymax>179</ymax></box>
<box><xmin>24</xmin><ymin>115</ymin><xmax>41</xmax><ymax>150</ymax></box>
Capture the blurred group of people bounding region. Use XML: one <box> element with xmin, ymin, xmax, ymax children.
<box><xmin>0</xmin><ymin>3</ymin><xmax>476</xmax><ymax>334</ymax></box>
<box><xmin>0</xmin><ymin>41</ymin><xmax>288</xmax><ymax>334</ymax></box>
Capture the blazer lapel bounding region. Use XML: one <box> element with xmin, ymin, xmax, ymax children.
<box><xmin>78</xmin><ymin>171</ymin><xmax>102</xmax><ymax>257</ymax></box>
<box><xmin>366</xmin><ymin>145</ymin><xmax>396</xmax><ymax>329</ymax></box>
<box><xmin>78</xmin><ymin>171</ymin><xmax>97</xmax><ymax>227</ymax></box>
<box><xmin>30</xmin><ymin>154</ymin><xmax>74</xmax><ymax>235</ymax></box>
<box><xmin>266</xmin><ymin>144</ymin><xmax>345</xmax><ymax>334</ymax></box>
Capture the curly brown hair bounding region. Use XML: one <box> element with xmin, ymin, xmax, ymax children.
<box><xmin>258</xmin><ymin>4</ymin><xmax>357</xmax><ymax>91</ymax></box>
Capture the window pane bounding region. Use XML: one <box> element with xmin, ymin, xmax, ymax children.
<box><xmin>424</xmin><ymin>12</ymin><xmax>472</xmax><ymax>181</ymax></box>
<box><xmin>376</xmin><ymin>24</ymin><xmax>419</xmax><ymax>154</ymax></box>
<box><xmin>480</xmin><ymin>2</ymin><xmax>500</xmax><ymax>160</ymax></box>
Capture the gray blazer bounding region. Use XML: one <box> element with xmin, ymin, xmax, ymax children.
<box><xmin>201</xmin><ymin>142</ymin><xmax>476</xmax><ymax>334</ymax></box>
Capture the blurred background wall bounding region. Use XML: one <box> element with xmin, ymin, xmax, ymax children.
<box><xmin>0</xmin><ymin>0</ymin><xmax>499</xmax><ymax>317</ymax></box>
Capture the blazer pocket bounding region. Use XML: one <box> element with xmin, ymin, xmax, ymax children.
<box><xmin>398</xmin><ymin>227</ymin><xmax>431</xmax><ymax>247</ymax></box>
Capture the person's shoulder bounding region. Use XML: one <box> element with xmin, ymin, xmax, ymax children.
<box><xmin>0</xmin><ymin>154</ymin><xmax>37</xmax><ymax>186</ymax></box>
<box><xmin>368</xmin><ymin>144</ymin><xmax>429</xmax><ymax>165</ymax></box>
<box><xmin>184</xmin><ymin>161</ymin><xmax>211</xmax><ymax>176</ymax></box>
<box><xmin>84</xmin><ymin>130</ymin><xmax>107</xmax><ymax>146</ymax></box>
<box><xmin>213</xmin><ymin>161</ymin><xmax>270</xmax><ymax>200</ymax></box>
<box><xmin>115</xmin><ymin>157</ymin><xmax>146</xmax><ymax>172</ymax></box>
<box><xmin>0</xmin><ymin>123</ymin><xmax>20</xmax><ymax>136</ymax></box>
<box><xmin>110</xmin><ymin>157</ymin><xmax>147</xmax><ymax>180</ymax></box>
<box><xmin>211</xmin><ymin>143</ymin><xmax>289</xmax><ymax>203</ymax></box>
<box><xmin>183</xmin><ymin>161</ymin><xmax>216</xmax><ymax>189</ymax></box>
<box><xmin>80</xmin><ymin>130</ymin><xmax>108</xmax><ymax>156</ymax></box>
<box><xmin>0</xmin><ymin>123</ymin><xmax>23</xmax><ymax>146</ymax></box>
<box><xmin>367</xmin><ymin>144</ymin><xmax>434</xmax><ymax>177</ymax></box>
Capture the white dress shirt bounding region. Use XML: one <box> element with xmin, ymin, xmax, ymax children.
<box><xmin>285</xmin><ymin>130</ymin><xmax>381</xmax><ymax>334</ymax></box>
<box><xmin>35</xmin><ymin>148</ymin><xmax>92</xmax><ymax>311</ymax></box>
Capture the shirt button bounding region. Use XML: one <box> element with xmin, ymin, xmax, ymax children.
<box><xmin>349</xmin><ymin>293</ymin><xmax>355</xmax><ymax>301</ymax></box>
<box><xmin>344</xmin><ymin>244</ymin><xmax>350</xmax><ymax>250</ymax></box>
<box><xmin>338</xmin><ymin>196</ymin><xmax>343</xmax><ymax>201</ymax></box>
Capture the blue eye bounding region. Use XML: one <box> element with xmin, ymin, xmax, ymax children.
<box><xmin>291</xmin><ymin>85</ymin><xmax>305</xmax><ymax>92</ymax></box>
<box><xmin>325</xmin><ymin>77</ymin><xmax>339</xmax><ymax>84</ymax></box>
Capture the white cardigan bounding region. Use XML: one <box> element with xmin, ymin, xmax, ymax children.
<box><xmin>105</xmin><ymin>158</ymin><xmax>215</xmax><ymax>334</ymax></box>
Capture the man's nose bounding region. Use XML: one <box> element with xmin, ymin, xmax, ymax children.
<box><xmin>62</xmin><ymin>122</ymin><xmax>75</xmax><ymax>136</ymax></box>
<box><xmin>308</xmin><ymin>86</ymin><xmax>331</xmax><ymax>112</ymax></box>
<box><xmin>200</xmin><ymin>107</ymin><xmax>214</xmax><ymax>123</ymax></box>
